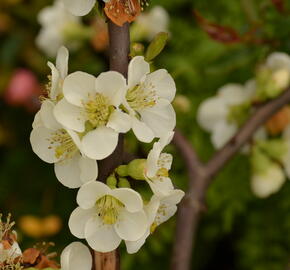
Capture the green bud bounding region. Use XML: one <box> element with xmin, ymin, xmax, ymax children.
<box><xmin>116</xmin><ymin>165</ymin><xmax>128</xmax><ymax>177</ymax></box>
<box><xmin>145</xmin><ymin>32</ymin><xmax>169</xmax><ymax>62</ymax></box>
<box><xmin>251</xmin><ymin>146</ymin><xmax>272</xmax><ymax>174</ymax></box>
<box><xmin>106</xmin><ymin>174</ymin><xmax>117</xmax><ymax>188</ymax></box>
<box><xmin>256</xmin><ymin>139</ymin><xmax>287</xmax><ymax>161</ymax></box>
<box><xmin>118</xmin><ymin>178</ymin><xmax>131</xmax><ymax>188</ymax></box>
<box><xmin>130</xmin><ymin>42</ymin><xmax>145</xmax><ymax>57</ymax></box>
<box><xmin>127</xmin><ymin>159</ymin><xmax>147</xmax><ymax>180</ymax></box>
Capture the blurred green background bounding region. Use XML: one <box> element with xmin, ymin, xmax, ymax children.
<box><xmin>1</xmin><ymin>0</ymin><xmax>290</xmax><ymax>269</ymax></box>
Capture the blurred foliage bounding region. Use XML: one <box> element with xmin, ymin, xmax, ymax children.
<box><xmin>2</xmin><ymin>0</ymin><xmax>290</xmax><ymax>269</ymax></box>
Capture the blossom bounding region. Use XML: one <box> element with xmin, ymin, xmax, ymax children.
<box><xmin>197</xmin><ymin>82</ymin><xmax>254</xmax><ymax>149</ymax></box>
<box><xmin>61</xmin><ymin>242</ymin><xmax>92</xmax><ymax>270</ymax></box>
<box><xmin>36</xmin><ymin>0</ymin><xmax>82</xmax><ymax>57</ymax></box>
<box><xmin>145</xmin><ymin>132</ymin><xmax>175</xmax><ymax>196</ymax></box>
<box><xmin>0</xmin><ymin>242</ymin><xmax>21</xmax><ymax>263</ymax></box>
<box><xmin>131</xmin><ymin>6</ymin><xmax>170</xmax><ymax>41</ymax></box>
<box><xmin>30</xmin><ymin>104</ymin><xmax>98</xmax><ymax>188</ymax></box>
<box><xmin>123</xmin><ymin>56</ymin><xmax>176</xmax><ymax>143</ymax></box>
<box><xmin>62</xmin><ymin>0</ymin><xmax>97</xmax><ymax>16</ymax></box>
<box><xmin>125</xmin><ymin>189</ymin><xmax>184</xmax><ymax>254</ymax></box>
<box><xmin>251</xmin><ymin>163</ymin><xmax>285</xmax><ymax>198</ymax></box>
<box><xmin>69</xmin><ymin>181</ymin><xmax>147</xmax><ymax>253</ymax></box>
<box><xmin>53</xmin><ymin>70</ymin><xmax>130</xmax><ymax>160</ymax></box>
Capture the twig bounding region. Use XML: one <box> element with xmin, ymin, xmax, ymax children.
<box><xmin>171</xmin><ymin>88</ymin><xmax>290</xmax><ymax>270</ymax></box>
<box><xmin>93</xmin><ymin>21</ymin><xmax>130</xmax><ymax>270</ymax></box>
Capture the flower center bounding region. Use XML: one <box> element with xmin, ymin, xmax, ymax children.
<box><xmin>96</xmin><ymin>195</ymin><xmax>124</xmax><ymax>225</ymax></box>
<box><xmin>48</xmin><ymin>129</ymin><xmax>77</xmax><ymax>160</ymax></box>
<box><xmin>126</xmin><ymin>83</ymin><xmax>157</xmax><ymax>111</ymax></box>
<box><xmin>84</xmin><ymin>93</ymin><xmax>113</xmax><ymax>128</ymax></box>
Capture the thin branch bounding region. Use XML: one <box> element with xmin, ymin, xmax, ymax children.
<box><xmin>171</xmin><ymin>88</ymin><xmax>290</xmax><ymax>270</ymax></box>
<box><xmin>93</xmin><ymin>21</ymin><xmax>130</xmax><ymax>270</ymax></box>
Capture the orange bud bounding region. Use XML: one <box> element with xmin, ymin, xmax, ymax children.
<box><xmin>266</xmin><ymin>106</ymin><xmax>290</xmax><ymax>135</ymax></box>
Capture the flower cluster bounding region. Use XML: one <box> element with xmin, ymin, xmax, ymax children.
<box><xmin>30</xmin><ymin>45</ymin><xmax>183</xmax><ymax>257</ymax></box>
<box><xmin>197</xmin><ymin>52</ymin><xmax>290</xmax><ymax>198</ymax></box>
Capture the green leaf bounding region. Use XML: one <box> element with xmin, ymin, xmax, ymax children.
<box><xmin>145</xmin><ymin>32</ymin><xmax>169</xmax><ymax>62</ymax></box>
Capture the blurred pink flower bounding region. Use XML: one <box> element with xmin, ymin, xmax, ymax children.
<box><xmin>4</xmin><ymin>69</ymin><xmax>42</xmax><ymax>112</ymax></box>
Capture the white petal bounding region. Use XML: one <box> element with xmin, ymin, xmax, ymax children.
<box><xmin>155</xmin><ymin>204</ymin><xmax>177</xmax><ymax>225</ymax></box>
<box><xmin>79</xmin><ymin>156</ymin><xmax>98</xmax><ymax>184</ymax></box>
<box><xmin>77</xmin><ymin>181</ymin><xmax>110</xmax><ymax>209</ymax></box>
<box><xmin>197</xmin><ymin>96</ymin><xmax>227</xmax><ymax>132</ymax></box>
<box><xmin>107</xmin><ymin>110</ymin><xmax>131</xmax><ymax>133</ymax></box>
<box><xmin>81</xmin><ymin>127</ymin><xmax>119</xmax><ymax>160</ymax></box>
<box><xmin>54</xmin><ymin>98</ymin><xmax>86</xmax><ymax>132</ymax></box>
<box><xmin>125</xmin><ymin>229</ymin><xmax>150</xmax><ymax>254</ymax></box>
<box><xmin>159</xmin><ymin>131</ymin><xmax>175</xmax><ymax>149</ymax></box>
<box><xmin>146</xmin><ymin>142</ymin><xmax>162</xmax><ymax>178</ymax></box>
<box><xmin>63</xmin><ymin>0</ymin><xmax>96</xmax><ymax>16</ymax></box>
<box><xmin>30</xmin><ymin>126</ymin><xmax>59</xmax><ymax>163</ymax></box>
<box><xmin>251</xmin><ymin>164</ymin><xmax>285</xmax><ymax>198</ymax></box>
<box><xmin>161</xmin><ymin>189</ymin><xmax>185</xmax><ymax>205</ymax></box>
<box><xmin>47</xmin><ymin>61</ymin><xmax>61</xmax><ymax>100</ymax></box>
<box><xmin>128</xmin><ymin>56</ymin><xmax>150</xmax><ymax>89</ymax></box>
<box><xmin>132</xmin><ymin>117</ymin><xmax>154</xmax><ymax>143</ymax></box>
<box><xmin>40</xmin><ymin>100</ymin><xmax>62</xmax><ymax>130</ymax></box>
<box><xmin>159</xmin><ymin>153</ymin><xmax>173</xmax><ymax>171</ymax></box>
<box><xmin>145</xmin><ymin>198</ymin><xmax>160</xmax><ymax>225</ymax></box>
<box><xmin>85</xmin><ymin>217</ymin><xmax>121</xmax><ymax>253</ymax></box>
<box><xmin>56</xmin><ymin>46</ymin><xmax>69</xmax><ymax>79</ymax></box>
<box><xmin>218</xmin><ymin>83</ymin><xmax>249</xmax><ymax>104</ymax></box>
<box><xmin>61</xmin><ymin>242</ymin><xmax>92</xmax><ymax>270</ymax></box>
<box><xmin>115</xmin><ymin>210</ymin><xmax>147</xmax><ymax>241</ymax></box>
<box><xmin>211</xmin><ymin>121</ymin><xmax>237</xmax><ymax>149</ymax></box>
<box><xmin>144</xmin><ymin>69</ymin><xmax>176</xmax><ymax>102</ymax></box>
<box><xmin>140</xmin><ymin>99</ymin><xmax>176</xmax><ymax>138</ymax></box>
<box><xmin>55</xmin><ymin>154</ymin><xmax>84</xmax><ymax>188</ymax></box>
<box><xmin>266</xmin><ymin>52</ymin><xmax>290</xmax><ymax>72</ymax></box>
<box><xmin>147</xmin><ymin>177</ymin><xmax>174</xmax><ymax>197</ymax></box>
<box><xmin>111</xmin><ymin>188</ymin><xmax>143</xmax><ymax>213</ymax></box>
<box><xmin>69</xmin><ymin>207</ymin><xmax>96</xmax><ymax>238</ymax></box>
<box><xmin>95</xmin><ymin>71</ymin><xmax>127</xmax><ymax>107</ymax></box>
<box><xmin>63</xmin><ymin>71</ymin><xmax>96</xmax><ymax>107</ymax></box>
<box><xmin>32</xmin><ymin>111</ymin><xmax>43</xmax><ymax>129</ymax></box>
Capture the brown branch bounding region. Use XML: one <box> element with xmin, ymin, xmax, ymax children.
<box><xmin>93</xmin><ymin>21</ymin><xmax>130</xmax><ymax>270</ymax></box>
<box><xmin>171</xmin><ymin>88</ymin><xmax>290</xmax><ymax>270</ymax></box>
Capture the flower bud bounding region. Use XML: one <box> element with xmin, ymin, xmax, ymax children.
<box><xmin>127</xmin><ymin>159</ymin><xmax>147</xmax><ymax>180</ymax></box>
<box><xmin>115</xmin><ymin>165</ymin><xmax>128</xmax><ymax>177</ymax></box>
<box><xmin>106</xmin><ymin>175</ymin><xmax>117</xmax><ymax>188</ymax></box>
<box><xmin>118</xmin><ymin>178</ymin><xmax>131</xmax><ymax>188</ymax></box>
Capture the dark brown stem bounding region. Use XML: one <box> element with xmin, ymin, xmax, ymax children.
<box><xmin>93</xmin><ymin>21</ymin><xmax>130</xmax><ymax>270</ymax></box>
<box><xmin>171</xmin><ymin>88</ymin><xmax>290</xmax><ymax>270</ymax></box>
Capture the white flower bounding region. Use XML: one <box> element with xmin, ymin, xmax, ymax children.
<box><xmin>30</xmin><ymin>103</ymin><xmax>98</xmax><ymax>188</ymax></box>
<box><xmin>251</xmin><ymin>163</ymin><xmax>285</xmax><ymax>198</ymax></box>
<box><xmin>123</xmin><ymin>56</ymin><xmax>176</xmax><ymax>143</ymax></box>
<box><xmin>69</xmin><ymin>181</ymin><xmax>148</xmax><ymax>253</ymax></box>
<box><xmin>125</xmin><ymin>189</ymin><xmax>184</xmax><ymax>254</ymax></box>
<box><xmin>61</xmin><ymin>242</ymin><xmax>92</xmax><ymax>270</ymax></box>
<box><xmin>197</xmin><ymin>82</ymin><xmax>254</xmax><ymax>149</ymax></box>
<box><xmin>145</xmin><ymin>132</ymin><xmax>175</xmax><ymax>196</ymax></box>
<box><xmin>36</xmin><ymin>0</ymin><xmax>82</xmax><ymax>57</ymax></box>
<box><xmin>62</xmin><ymin>0</ymin><xmax>96</xmax><ymax>16</ymax></box>
<box><xmin>132</xmin><ymin>6</ymin><xmax>170</xmax><ymax>41</ymax></box>
<box><xmin>54</xmin><ymin>71</ymin><xmax>130</xmax><ymax>160</ymax></box>
<box><xmin>0</xmin><ymin>242</ymin><xmax>22</xmax><ymax>263</ymax></box>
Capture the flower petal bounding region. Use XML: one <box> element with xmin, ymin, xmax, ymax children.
<box><xmin>85</xmin><ymin>216</ymin><xmax>121</xmax><ymax>253</ymax></box>
<box><xmin>40</xmin><ymin>100</ymin><xmax>62</xmax><ymax>130</ymax></box>
<box><xmin>147</xmin><ymin>177</ymin><xmax>174</xmax><ymax>197</ymax></box>
<box><xmin>114</xmin><ymin>210</ymin><xmax>147</xmax><ymax>241</ymax></box>
<box><xmin>128</xmin><ymin>56</ymin><xmax>150</xmax><ymax>89</ymax></box>
<box><xmin>79</xmin><ymin>155</ymin><xmax>98</xmax><ymax>184</ymax></box>
<box><xmin>32</xmin><ymin>111</ymin><xmax>43</xmax><ymax>129</ymax></box>
<box><xmin>95</xmin><ymin>71</ymin><xmax>127</xmax><ymax>107</ymax></box>
<box><xmin>218</xmin><ymin>83</ymin><xmax>248</xmax><ymax>104</ymax></box>
<box><xmin>107</xmin><ymin>110</ymin><xmax>131</xmax><ymax>133</ymax></box>
<box><xmin>132</xmin><ymin>117</ymin><xmax>154</xmax><ymax>143</ymax></box>
<box><xmin>61</xmin><ymin>242</ymin><xmax>92</xmax><ymax>270</ymax></box>
<box><xmin>161</xmin><ymin>189</ymin><xmax>185</xmax><ymax>205</ymax></box>
<box><xmin>63</xmin><ymin>0</ymin><xmax>96</xmax><ymax>16</ymax></box>
<box><xmin>47</xmin><ymin>61</ymin><xmax>60</xmax><ymax>100</ymax></box>
<box><xmin>63</xmin><ymin>71</ymin><xmax>96</xmax><ymax>107</ymax></box>
<box><xmin>144</xmin><ymin>69</ymin><xmax>176</xmax><ymax>102</ymax></box>
<box><xmin>54</xmin><ymin>98</ymin><xmax>86</xmax><ymax>132</ymax></box>
<box><xmin>125</xmin><ymin>229</ymin><xmax>150</xmax><ymax>254</ymax></box>
<box><xmin>56</xmin><ymin>46</ymin><xmax>69</xmax><ymax>79</ymax></box>
<box><xmin>81</xmin><ymin>127</ymin><xmax>119</xmax><ymax>160</ymax></box>
<box><xmin>111</xmin><ymin>188</ymin><xmax>143</xmax><ymax>213</ymax></box>
<box><xmin>77</xmin><ymin>181</ymin><xmax>110</xmax><ymax>209</ymax></box>
<box><xmin>140</xmin><ymin>99</ymin><xmax>176</xmax><ymax>138</ymax></box>
<box><xmin>266</xmin><ymin>52</ymin><xmax>290</xmax><ymax>72</ymax></box>
<box><xmin>30</xmin><ymin>126</ymin><xmax>59</xmax><ymax>163</ymax></box>
<box><xmin>211</xmin><ymin>120</ymin><xmax>237</xmax><ymax>149</ymax></box>
<box><xmin>54</xmin><ymin>154</ymin><xmax>84</xmax><ymax>188</ymax></box>
<box><xmin>69</xmin><ymin>207</ymin><xmax>96</xmax><ymax>238</ymax></box>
